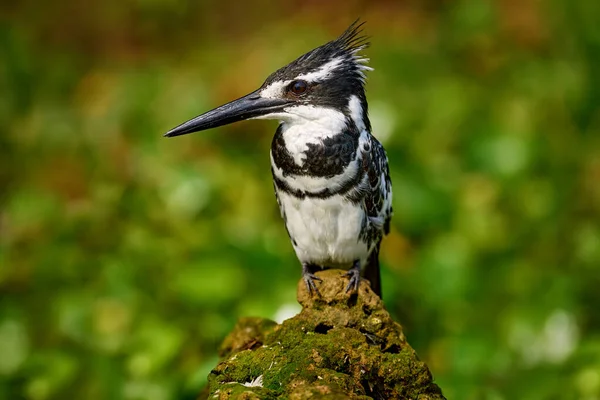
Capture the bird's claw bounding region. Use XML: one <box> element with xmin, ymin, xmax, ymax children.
<box><xmin>302</xmin><ymin>263</ymin><xmax>322</xmax><ymax>296</ymax></box>
<box><xmin>344</xmin><ymin>261</ymin><xmax>361</xmax><ymax>293</ymax></box>
<box><xmin>303</xmin><ymin>273</ymin><xmax>322</xmax><ymax>296</ymax></box>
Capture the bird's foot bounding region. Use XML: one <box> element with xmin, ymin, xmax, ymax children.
<box><xmin>344</xmin><ymin>260</ymin><xmax>362</xmax><ymax>293</ymax></box>
<box><xmin>302</xmin><ymin>263</ymin><xmax>322</xmax><ymax>296</ymax></box>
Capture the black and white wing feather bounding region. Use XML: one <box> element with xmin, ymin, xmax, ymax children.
<box><xmin>357</xmin><ymin>135</ymin><xmax>392</xmax><ymax>248</ymax></box>
<box><xmin>357</xmin><ymin>134</ymin><xmax>392</xmax><ymax>297</ymax></box>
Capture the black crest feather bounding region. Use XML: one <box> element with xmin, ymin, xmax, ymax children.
<box><xmin>264</xmin><ymin>20</ymin><xmax>372</xmax><ymax>86</ymax></box>
<box><xmin>335</xmin><ymin>19</ymin><xmax>370</xmax><ymax>54</ymax></box>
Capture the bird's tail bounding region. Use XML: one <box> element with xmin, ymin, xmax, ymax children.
<box><xmin>364</xmin><ymin>244</ymin><xmax>382</xmax><ymax>298</ymax></box>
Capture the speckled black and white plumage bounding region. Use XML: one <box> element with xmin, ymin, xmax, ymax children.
<box><xmin>165</xmin><ymin>21</ymin><xmax>392</xmax><ymax>297</ymax></box>
<box><xmin>263</xmin><ymin>22</ymin><xmax>393</xmax><ymax>297</ymax></box>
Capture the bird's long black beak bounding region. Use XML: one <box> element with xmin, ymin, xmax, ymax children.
<box><xmin>164</xmin><ymin>91</ymin><xmax>291</xmax><ymax>137</ymax></box>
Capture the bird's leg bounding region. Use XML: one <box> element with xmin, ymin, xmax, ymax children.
<box><xmin>302</xmin><ymin>263</ymin><xmax>322</xmax><ymax>296</ymax></box>
<box><xmin>344</xmin><ymin>260</ymin><xmax>362</xmax><ymax>293</ymax></box>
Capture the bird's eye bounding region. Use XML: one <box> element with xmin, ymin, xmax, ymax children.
<box><xmin>289</xmin><ymin>80</ymin><xmax>308</xmax><ymax>95</ymax></box>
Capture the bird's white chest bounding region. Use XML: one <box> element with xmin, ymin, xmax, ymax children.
<box><xmin>277</xmin><ymin>191</ymin><xmax>368</xmax><ymax>266</ymax></box>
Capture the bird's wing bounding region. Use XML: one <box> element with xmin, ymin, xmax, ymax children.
<box><xmin>362</xmin><ymin>135</ymin><xmax>393</xmax><ymax>236</ymax></box>
<box><xmin>360</xmin><ymin>134</ymin><xmax>392</xmax><ymax>298</ymax></box>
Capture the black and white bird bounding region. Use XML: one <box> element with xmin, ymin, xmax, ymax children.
<box><xmin>165</xmin><ymin>21</ymin><xmax>392</xmax><ymax>297</ymax></box>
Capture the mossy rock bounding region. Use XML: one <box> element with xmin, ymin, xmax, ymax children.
<box><xmin>203</xmin><ymin>269</ymin><xmax>445</xmax><ymax>400</ymax></box>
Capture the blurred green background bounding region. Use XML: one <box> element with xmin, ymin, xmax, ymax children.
<box><xmin>1</xmin><ymin>0</ymin><xmax>600</xmax><ymax>399</ymax></box>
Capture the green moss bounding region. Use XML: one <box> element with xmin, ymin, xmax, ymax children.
<box><xmin>213</xmin><ymin>384</ymin><xmax>278</xmax><ymax>399</ymax></box>
<box><xmin>204</xmin><ymin>270</ymin><xmax>445</xmax><ymax>399</ymax></box>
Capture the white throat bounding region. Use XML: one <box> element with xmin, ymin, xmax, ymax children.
<box><xmin>258</xmin><ymin>105</ymin><xmax>347</xmax><ymax>166</ymax></box>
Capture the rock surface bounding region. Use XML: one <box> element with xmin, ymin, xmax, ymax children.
<box><xmin>202</xmin><ymin>269</ymin><xmax>445</xmax><ymax>400</ymax></box>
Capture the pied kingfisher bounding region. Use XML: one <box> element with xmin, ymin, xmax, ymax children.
<box><xmin>165</xmin><ymin>21</ymin><xmax>392</xmax><ymax>297</ymax></box>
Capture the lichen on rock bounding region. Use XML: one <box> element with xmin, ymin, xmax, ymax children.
<box><xmin>203</xmin><ymin>269</ymin><xmax>445</xmax><ymax>400</ymax></box>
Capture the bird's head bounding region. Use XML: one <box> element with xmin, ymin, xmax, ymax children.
<box><xmin>164</xmin><ymin>21</ymin><xmax>372</xmax><ymax>138</ymax></box>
